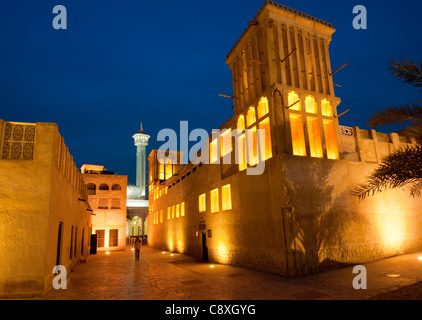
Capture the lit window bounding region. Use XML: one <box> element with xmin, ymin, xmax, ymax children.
<box><xmin>210</xmin><ymin>138</ymin><xmax>219</xmax><ymax>164</ymax></box>
<box><xmin>165</xmin><ymin>159</ymin><xmax>173</xmax><ymax>180</ymax></box>
<box><xmin>220</xmin><ymin>129</ymin><xmax>232</xmax><ymax>157</ymax></box>
<box><xmin>258</xmin><ymin>118</ymin><xmax>272</xmax><ymax>161</ymax></box>
<box><xmin>323</xmin><ymin>120</ymin><xmax>339</xmax><ymax>160</ymax></box>
<box><xmin>257</xmin><ymin>97</ymin><xmax>269</xmax><ymax>119</ymax></box>
<box><xmin>172</xmin><ymin>205</ymin><xmax>175</xmax><ymax>219</ymax></box>
<box><xmin>158</xmin><ymin>163</ymin><xmax>164</xmax><ymax>180</ymax></box>
<box><xmin>305</xmin><ymin>96</ymin><xmax>317</xmax><ymax>114</ymax></box>
<box><xmin>165</xmin><ymin>187</ymin><xmax>168</xmax><ymax>194</ymax></box>
<box><xmin>246</xmin><ymin>107</ymin><xmax>256</xmax><ymax>127</ymax></box>
<box><xmin>160</xmin><ymin>210</ymin><xmax>163</xmax><ymax>223</ymax></box>
<box><xmin>181</xmin><ymin>202</ymin><xmax>185</xmax><ymax>217</ymax></box>
<box><xmin>210</xmin><ymin>188</ymin><xmax>219</xmax><ymax>213</ymax></box>
<box><xmin>176</xmin><ymin>204</ymin><xmax>180</xmax><ymax>218</ymax></box>
<box><xmin>288</xmin><ymin>91</ymin><xmax>301</xmax><ymax>111</ymax></box>
<box><xmin>238</xmin><ymin>134</ymin><xmax>247</xmax><ymax>172</ymax></box>
<box><xmin>290</xmin><ymin>114</ymin><xmax>306</xmax><ymax>156</ymax></box>
<box><xmin>246</xmin><ymin>126</ymin><xmax>258</xmax><ymax>166</ymax></box>
<box><xmin>307</xmin><ymin>117</ymin><xmax>323</xmax><ymax>158</ymax></box>
<box><xmin>321</xmin><ymin>99</ymin><xmax>333</xmax><ymax>117</ymax></box>
<box><xmin>222</xmin><ymin>185</ymin><xmax>232</xmax><ymax>211</ymax></box>
<box><xmin>237</xmin><ymin>115</ymin><xmax>245</xmax><ymax>132</ymax></box>
<box><xmin>167</xmin><ymin>207</ymin><xmax>171</xmax><ymax>220</ymax></box>
<box><xmin>199</xmin><ymin>194</ymin><xmax>206</xmax><ymax>213</ymax></box>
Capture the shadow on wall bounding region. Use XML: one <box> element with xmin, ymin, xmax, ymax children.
<box><xmin>282</xmin><ymin>160</ymin><xmax>369</xmax><ymax>276</ymax></box>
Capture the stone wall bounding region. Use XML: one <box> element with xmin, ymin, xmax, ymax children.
<box><xmin>0</xmin><ymin>120</ymin><xmax>92</xmax><ymax>298</ymax></box>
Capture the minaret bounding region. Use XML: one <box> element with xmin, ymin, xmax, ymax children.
<box><xmin>133</xmin><ymin>122</ymin><xmax>150</xmax><ymax>198</ymax></box>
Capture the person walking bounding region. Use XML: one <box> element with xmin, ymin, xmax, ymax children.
<box><xmin>134</xmin><ymin>236</ymin><xmax>142</xmax><ymax>262</ymax></box>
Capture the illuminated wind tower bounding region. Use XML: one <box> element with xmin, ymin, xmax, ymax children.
<box><xmin>226</xmin><ymin>0</ymin><xmax>342</xmax><ymax>160</ymax></box>
<box><xmin>133</xmin><ymin>122</ymin><xmax>150</xmax><ymax>198</ymax></box>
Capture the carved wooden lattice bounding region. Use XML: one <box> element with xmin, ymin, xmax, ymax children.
<box><xmin>111</xmin><ymin>198</ymin><xmax>121</xmax><ymax>209</ymax></box>
<box><xmin>98</xmin><ymin>198</ymin><xmax>109</xmax><ymax>209</ymax></box>
<box><xmin>1</xmin><ymin>123</ymin><xmax>36</xmax><ymax>160</ymax></box>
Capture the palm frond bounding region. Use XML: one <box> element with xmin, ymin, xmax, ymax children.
<box><xmin>389</xmin><ymin>58</ymin><xmax>422</xmax><ymax>89</ymax></box>
<box><xmin>398</xmin><ymin>124</ymin><xmax>422</xmax><ymax>141</ymax></box>
<box><xmin>352</xmin><ymin>145</ymin><xmax>422</xmax><ymax>199</ymax></box>
<box><xmin>409</xmin><ymin>180</ymin><xmax>422</xmax><ymax>198</ymax></box>
<box><xmin>367</xmin><ymin>103</ymin><xmax>422</xmax><ymax>129</ymax></box>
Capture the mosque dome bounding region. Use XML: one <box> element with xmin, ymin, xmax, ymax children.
<box><xmin>127</xmin><ymin>184</ymin><xmax>144</xmax><ymax>200</ymax></box>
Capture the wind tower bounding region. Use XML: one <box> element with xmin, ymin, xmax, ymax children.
<box><xmin>225</xmin><ymin>0</ymin><xmax>342</xmax><ymax>161</ymax></box>
<box><xmin>133</xmin><ymin>122</ymin><xmax>150</xmax><ymax>198</ymax></box>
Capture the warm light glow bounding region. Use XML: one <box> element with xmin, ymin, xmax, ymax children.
<box><xmin>257</xmin><ymin>97</ymin><xmax>269</xmax><ymax>119</ymax></box>
<box><xmin>246</xmin><ymin>107</ymin><xmax>256</xmax><ymax>127</ymax></box>
<box><xmin>258</xmin><ymin>118</ymin><xmax>272</xmax><ymax>161</ymax></box>
<box><xmin>131</xmin><ymin>248</ymin><xmax>135</xmax><ymax>251</ymax></box>
<box><xmin>162</xmin><ymin>251</ymin><xmax>166</xmax><ymax>254</ymax></box>
<box><xmin>305</xmin><ymin>95</ymin><xmax>317</xmax><ymax>114</ymax></box>
<box><xmin>307</xmin><ymin>117</ymin><xmax>323</xmax><ymax>158</ymax></box>
<box><xmin>199</xmin><ymin>194</ymin><xmax>206</xmax><ymax>213</ymax></box>
<box><xmin>176</xmin><ymin>204</ymin><xmax>180</xmax><ymax>218</ymax></box>
<box><xmin>181</xmin><ymin>202</ymin><xmax>185</xmax><ymax>217</ymax></box>
<box><xmin>160</xmin><ymin>210</ymin><xmax>163</xmax><ymax>223</ymax></box>
<box><xmin>222</xmin><ymin>184</ymin><xmax>232</xmax><ymax>211</ymax></box>
<box><xmin>106</xmin><ymin>251</ymin><xmax>110</xmax><ymax>255</ymax></box>
<box><xmin>216</xmin><ymin>234</ymin><xmax>230</xmax><ymax>264</ymax></box>
<box><xmin>172</xmin><ymin>205</ymin><xmax>175</xmax><ymax>219</ymax></box>
<box><xmin>165</xmin><ymin>158</ymin><xmax>173</xmax><ymax>180</ymax></box>
<box><xmin>288</xmin><ymin>91</ymin><xmax>301</xmax><ymax>111</ymax></box>
<box><xmin>237</xmin><ymin>115</ymin><xmax>245</xmax><ymax>132</ymax></box>
<box><xmin>418</xmin><ymin>256</ymin><xmax>422</xmax><ymax>261</ymax></box>
<box><xmin>210</xmin><ymin>265</ymin><xmax>215</xmax><ymax>268</ymax></box>
<box><xmin>323</xmin><ymin>120</ymin><xmax>339</xmax><ymax>160</ymax></box>
<box><xmin>210</xmin><ymin>138</ymin><xmax>219</xmax><ymax>164</ymax></box>
<box><xmin>321</xmin><ymin>99</ymin><xmax>333</xmax><ymax>117</ymax></box>
<box><xmin>373</xmin><ymin>198</ymin><xmax>408</xmax><ymax>249</ymax></box>
<box><xmin>210</xmin><ymin>188</ymin><xmax>219</xmax><ymax>213</ymax></box>
<box><xmin>167</xmin><ymin>207</ymin><xmax>171</xmax><ymax>220</ymax></box>
<box><xmin>238</xmin><ymin>134</ymin><xmax>247</xmax><ymax>172</ymax></box>
<box><xmin>246</xmin><ymin>126</ymin><xmax>258</xmax><ymax>166</ymax></box>
<box><xmin>220</xmin><ymin>129</ymin><xmax>232</xmax><ymax>157</ymax></box>
<box><xmin>290</xmin><ymin>114</ymin><xmax>306</xmax><ymax>156</ymax></box>
<box><xmin>158</xmin><ymin>163</ymin><xmax>165</xmax><ymax>180</ymax></box>
<box><xmin>170</xmin><ymin>254</ymin><xmax>174</xmax><ymax>257</ymax></box>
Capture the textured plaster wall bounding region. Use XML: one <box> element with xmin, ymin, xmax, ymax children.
<box><xmin>0</xmin><ymin>122</ymin><xmax>92</xmax><ymax>298</ymax></box>
<box><xmin>83</xmin><ymin>174</ymin><xmax>127</xmax><ymax>252</ymax></box>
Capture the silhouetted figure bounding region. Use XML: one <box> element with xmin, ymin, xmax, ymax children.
<box><xmin>134</xmin><ymin>237</ymin><xmax>142</xmax><ymax>262</ymax></box>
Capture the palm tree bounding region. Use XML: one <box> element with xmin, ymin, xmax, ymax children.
<box><xmin>353</xmin><ymin>58</ymin><xmax>422</xmax><ymax>199</ymax></box>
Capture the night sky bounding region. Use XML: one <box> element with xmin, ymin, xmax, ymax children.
<box><xmin>0</xmin><ymin>0</ymin><xmax>421</xmax><ymax>184</ymax></box>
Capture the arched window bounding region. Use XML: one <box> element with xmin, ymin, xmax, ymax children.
<box><xmin>99</xmin><ymin>184</ymin><xmax>109</xmax><ymax>191</ymax></box>
<box><xmin>112</xmin><ymin>184</ymin><xmax>121</xmax><ymax>191</ymax></box>
<box><xmin>87</xmin><ymin>183</ymin><xmax>96</xmax><ymax>195</ymax></box>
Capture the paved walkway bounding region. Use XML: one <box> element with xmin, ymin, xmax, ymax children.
<box><xmin>42</xmin><ymin>246</ymin><xmax>422</xmax><ymax>300</ymax></box>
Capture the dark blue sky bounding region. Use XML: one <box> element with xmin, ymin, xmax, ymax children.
<box><xmin>1</xmin><ymin>0</ymin><xmax>421</xmax><ymax>184</ymax></box>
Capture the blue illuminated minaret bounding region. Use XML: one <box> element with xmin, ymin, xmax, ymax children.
<box><xmin>133</xmin><ymin>122</ymin><xmax>150</xmax><ymax>198</ymax></box>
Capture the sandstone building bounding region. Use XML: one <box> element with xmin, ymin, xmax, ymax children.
<box><xmin>0</xmin><ymin>120</ymin><xmax>92</xmax><ymax>298</ymax></box>
<box><xmin>82</xmin><ymin>164</ymin><xmax>127</xmax><ymax>252</ymax></box>
<box><xmin>146</xmin><ymin>1</ymin><xmax>422</xmax><ymax>276</ymax></box>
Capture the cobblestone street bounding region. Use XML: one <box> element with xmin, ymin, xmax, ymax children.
<box><xmin>41</xmin><ymin>246</ymin><xmax>422</xmax><ymax>300</ymax></box>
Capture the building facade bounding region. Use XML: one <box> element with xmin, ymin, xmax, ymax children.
<box><xmin>146</xmin><ymin>1</ymin><xmax>422</xmax><ymax>277</ymax></box>
<box><xmin>0</xmin><ymin>120</ymin><xmax>92</xmax><ymax>298</ymax></box>
<box><xmin>82</xmin><ymin>165</ymin><xmax>127</xmax><ymax>252</ymax></box>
